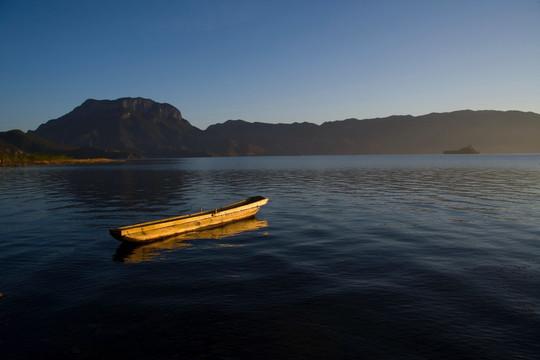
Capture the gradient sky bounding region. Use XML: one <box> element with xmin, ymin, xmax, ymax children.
<box><xmin>1</xmin><ymin>0</ymin><xmax>539</xmax><ymax>131</ymax></box>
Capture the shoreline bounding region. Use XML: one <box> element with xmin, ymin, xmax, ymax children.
<box><xmin>1</xmin><ymin>155</ymin><xmax>123</xmax><ymax>167</ymax></box>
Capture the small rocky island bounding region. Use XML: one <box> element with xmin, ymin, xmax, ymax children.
<box><xmin>443</xmin><ymin>145</ymin><xmax>479</xmax><ymax>154</ymax></box>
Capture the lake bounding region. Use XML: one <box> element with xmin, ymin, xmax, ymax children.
<box><xmin>1</xmin><ymin>155</ymin><xmax>539</xmax><ymax>359</ymax></box>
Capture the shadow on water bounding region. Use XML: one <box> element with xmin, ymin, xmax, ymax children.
<box><xmin>30</xmin><ymin>159</ymin><xmax>275</xmax><ymax>225</ymax></box>
<box><xmin>35</xmin><ymin>162</ymin><xmax>195</xmax><ymax>213</ymax></box>
<box><xmin>113</xmin><ymin>217</ymin><xmax>268</xmax><ymax>263</ymax></box>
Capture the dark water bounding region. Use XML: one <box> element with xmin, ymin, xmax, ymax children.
<box><xmin>1</xmin><ymin>155</ymin><xmax>539</xmax><ymax>359</ymax></box>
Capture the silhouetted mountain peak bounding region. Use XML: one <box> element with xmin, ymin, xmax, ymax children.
<box><xmin>30</xmin><ymin>97</ymin><xmax>202</xmax><ymax>156</ymax></box>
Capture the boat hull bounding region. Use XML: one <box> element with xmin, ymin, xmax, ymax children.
<box><xmin>114</xmin><ymin>218</ymin><xmax>268</xmax><ymax>263</ymax></box>
<box><xmin>109</xmin><ymin>196</ymin><xmax>268</xmax><ymax>243</ymax></box>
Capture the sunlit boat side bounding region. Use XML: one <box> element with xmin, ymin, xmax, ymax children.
<box><xmin>114</xmin><ymin>218</ymin><xmax>268</xmax><ymax>263</ymax></box>
<box><xmin>109</xmin><ymin>196</ymin><xmax>268</xmax><ymax>243</ymax></box>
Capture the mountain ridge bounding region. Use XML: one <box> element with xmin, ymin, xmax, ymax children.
<box><xmin>7</xmin><ymin>97</ymin><xmax>540</xmax><ymax>156</ymax></box>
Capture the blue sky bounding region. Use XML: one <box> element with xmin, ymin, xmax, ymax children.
<box><xmin>1</xmin><ymin>0</ymin><xmax>539</xmax><ymax>131</ymax></box>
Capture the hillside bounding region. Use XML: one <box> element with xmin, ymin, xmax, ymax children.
<box><xmin>0</xmin><ymin>129</ymin><xmax>75</xmax><ymax>154</ymax></box>
<box><xmin>0</xmin><ymin>129</ymin><xmax>134</xmax><ymax>159</ymax></box>
<box><xmin>20</xmin><ymin>97</ymin><xmax>540</xmax><ymax>156</ymax></box>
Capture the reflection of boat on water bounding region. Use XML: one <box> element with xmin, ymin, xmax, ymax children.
<box><xmin>113</xmin><ymin>217</ymin><xmax>268</xmax><ymax>263</ymax></box>
<box><xmin>110</xmin><ymin>196</ymin><xmax>268</xmax><ymax>243</ymax></box>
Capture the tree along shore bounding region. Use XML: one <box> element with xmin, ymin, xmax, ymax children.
<box><xmin>0</xmin><ymin>153</ymin><xmax>120</xmax><ymax>167</ymax></box>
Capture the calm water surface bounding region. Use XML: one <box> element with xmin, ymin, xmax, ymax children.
<box><xmin>1</xmin><ymin>155</ymin><xmax>539</xmax><ymax>359</ymax></box>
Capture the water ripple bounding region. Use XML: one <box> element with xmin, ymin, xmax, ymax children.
<box><xmin>1</xmin><ymin>155</ymin><xmax>539</xmax><ymax>359</ymax></box>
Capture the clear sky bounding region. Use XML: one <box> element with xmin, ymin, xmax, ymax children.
<box><xmin>1</xmin><ymin>0</ymin><xmax>539</xmax><ymax>131</ymax></box>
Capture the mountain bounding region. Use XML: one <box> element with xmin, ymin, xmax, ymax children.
<box><xmin>315</xmin><ymin>110</ymin><xmax>540</xmax><ymax>154</ymax></box>
<box><xmin>30</xmin><ymin>97</ymin><xmax>205</xmax><ymax>157</ymax></box>
<box><xmin>26</xmin><ymin>97</ymin><xmax>540</xmax><ymax>156</ymax></box>
<box><xmin>205</xmin><ymin>111</ymin><xmax>540</xmax><ymax>155</ymax></box>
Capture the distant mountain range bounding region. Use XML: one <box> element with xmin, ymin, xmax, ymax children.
<box><xmin>2</xmin><ymin>97</ymin><xmax>539</xmax><ymax>157</ymax></box>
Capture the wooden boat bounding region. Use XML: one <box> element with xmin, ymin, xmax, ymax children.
<box><xmin>109</xmin><ymin>196</ymin><xmax>268</xmax><ymax>243</ymax></box>
<box><xmin>114</xmin><ymin>218</ymin><xmax>268</xmax><ymax>263</ymax></box>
